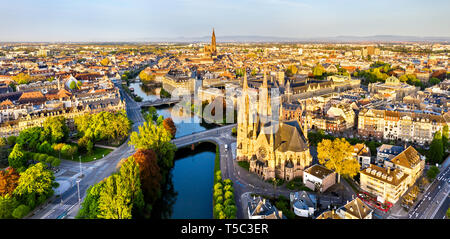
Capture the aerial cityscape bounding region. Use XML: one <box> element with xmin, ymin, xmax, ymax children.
<box><xmin>0</xmin><ymin>0</ymin><xmax>449</xmax><ymax>223</ymax></box>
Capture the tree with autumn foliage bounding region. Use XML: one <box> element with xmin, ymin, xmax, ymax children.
<box><xmin>129</xmin><ymin>121</ymin><xmax>176</xmax><ymax>171</ymax></box>
<box><xmin>131</xmin><ymin>149</ymin><xmax>161</xmax><ymax>203</ymax></box>
<box><xmin>0</xmin><ymin>168</ymin><xmax>20</xmax><ymax>197</ymax></box>
<box><xmin>100</xmin><ymin>58</ymin><xmax>110</xmax><ymax>66</ymax></box>
<box><xmin>162</xmin><ymin>117</ymin><xmax>177</xmax><ymax>138</ymax></box>
<box><xmin>317</xmin><ymin>138</ymin><xmax>360</xmax><ymax>183</ymax></box>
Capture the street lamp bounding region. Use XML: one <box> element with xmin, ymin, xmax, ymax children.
<box><xmin>76</xmin><ymin>179</ymin><xmax>81</xmax><ymax>205</ymax></box>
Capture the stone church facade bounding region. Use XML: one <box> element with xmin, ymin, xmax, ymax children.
<box><xmin>236</xmin><ymin>72</ymin><xmax>313</xmax><ymax>181</ymax></box>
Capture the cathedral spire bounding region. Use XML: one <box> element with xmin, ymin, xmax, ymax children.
<box><xmin>211</xmin><ymin>28</ymin><xmax>216</xmax><ymax>53</ymax></box>
<box><xmin>243</xmin><ymin>71</ymin><xmax>248</xmax><ymax>91</ymax></box>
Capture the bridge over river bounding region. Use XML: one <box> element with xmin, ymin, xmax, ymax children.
<box><xmin>138</xmin><ymin>98</ymin><xmax>181</xmax><ymax>107</ymax></box>
<box><xmin>171</xmin><ymin>123</ymin><xmax>236</xmax><ymax>148</ymax></box>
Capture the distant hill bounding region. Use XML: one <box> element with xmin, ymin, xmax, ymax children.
<box><xmin>139</xmin><ymin>35</ymin><xmax>450</xmax><ymax>43</ymax></box>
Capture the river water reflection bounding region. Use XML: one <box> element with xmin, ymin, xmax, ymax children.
<box><xmin>129</xmin><ymin>82</ymin><xmax>215</xmax><ymax>219</ymax></box>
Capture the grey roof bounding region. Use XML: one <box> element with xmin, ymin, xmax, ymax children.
<box><xmin>290</xmin><ymin>191</ymin><xmax>317</xmax><ymax>211</ymax></box>
<box><xmin>248</xmin><ymin>196</ymin><xmax>283</xmax><ymax>219</ymax></box>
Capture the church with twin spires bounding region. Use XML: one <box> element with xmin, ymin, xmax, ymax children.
<box><xmin>236</xmin><ymin>71</ymin><xmax>313</xmax><ymax>181</ymax></box>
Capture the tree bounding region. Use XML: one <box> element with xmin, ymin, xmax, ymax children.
<box><xmin>6</xmin><ymin>136</ymin><xmax>16</xmax><ymax>146</ymax></box>
<box><xmin>317</xmin><ymin>138</ymin><xmax>360</xmax><ymax>183</ymax></box>
<box><xmin>13</xmin><ymin>163</ymin><xmax>54</xmax><ymax>199</ymax></box>
<box><xmin>129</xmin><ymin>121</ymin><xmax>176</xmax><ymax>170</ymax></box>
<box><xmin>214</xmin><ymin>182</ymin><xmax>223</xmax><ymax>191</ymax></box>
<box><xmin>139</xmin><ymin>70</ymin><xmax>155</xmax><ymax>83</ymax></box>
<box><xmin>51</xmin><ymin>158</ymin><xmax>61</xmax><ymax>167</ymax></box>
<box><xmin>42</xmin><ymin>116</ymin><xmax>69</xmax><ymax>143</ymax></box>
<box><xmin>442</xmin><ymin>125</ymin><xmax>449</xmax><ymax>152</ymax></box>
<box><xmin>231</xmin><ymin>127</ymin><xmax>237</xmax><ymax>136</ymax></box>
<box><xmin>428</xmin><ymin>131</ymin><xmax>444</xmax><ymax>164</ymax></box>
<box><xmin>69</xmin><ymin>80</ymin><xmax>77</xmax><ymax>90</ymax></box>
<box><xmin>130</xmin><ymin>149</ymin><xmax>162</xmax><ymax>205</ymax></box>
<box><xmin>0</xmin><ymin>137</ymin><xmax>6</xmax><ymax>147</ymax></box>
<box><xmin>53</xmin><ymin>143</ymin><xmax>66</xmax><ymax>153</ymax></box>
<box><xmin>429</xmin><ymin>77</ymin><xmax>440</xmax><ymax>86</ymax></box>
<box><xmin>224</xmin><ymin>205</ymin><xmax>237</xmax><ymax>219</ymax></box>
<box><xmin>98</xmin><ymin>158</ymin><xmax>144</xmax><ymax>219</ymax></box>
<box><xmin>38</xmin><ymin>141</ymin><xmax>53</xmax><ymax>154</ymax></box>
<box><xmin>285</xmin><ymin>65</ymin><xmax>298</xmax><ymax>77</ymax></box>
<box><xmin>0</xmin><ymin>194</ymin><xmax>19</xmax><ymax>219</ymax></box>
<box><xmin>77</xmin><ymin>181</ymin><xmax>105</xmax><ymax>219</ymax></box>
<box><xmin>100</xmin><ymin>58</ymin><xmax>110</xmax><ymax>66</ymax></box>
<box><xmin>224</xmin><ymin>191</ymin><xmax>234</xmax><ymax>200</ymax></box>
<box><xmin>0</xmin><ymin>167</ymin><xmax>20</xmax><ymax>196</ymax></box>
<box><xmin>156</xmin><ymin>115</ymin><xmax>164</xmax><ymax>125</ymax></box>
<box><xmin>144</xmin><ymin>107</ymin><xmax>158</xmax><ymax>123</ymax></box>
<box><xmin>16</xmin><ymin>127</ymin><xmax>42</xmax><ymax>151</ymax></box>
<box><xmin>12</xmin><ymin>204</ymin><xmax>30</xmax><ymax>219</ymax></box>
<box><xmin>426</xmin><ymin>166</ymin><xmax>440</xmax><ymax>180</ymax></box>
<box><xmin>12</xmin><ymin>73</ymin><xmax>32</xmax><ymax>85</ymax></box>
<box><xmin>78</xmin><ymin>136</ymin><xmax>93</xmax><ymax>155</ymax></box>
<box><xmin>98</xmin><ymin>174</ymin><xmax>132</xmax><ymax>219</ymax></box>
<box><xmin>162</xmin><ymin>118</ymin><xmax>177</xmax><ymax>138</ymax></box>
<box><xmin>8</xmin><ymin>144</ymin><xmax>27</xmax><ymax>171</ymax></box>
<box><xmin>61</xmin><ymin>144</ymin><xmax>77</xmax><ymax>158</ymax></box>
<box><xmin>74</xmin><ymin>111</ymin><xmax>131</xmax><ymax>145</ymax></box>
<box><xmin>312</xmin><ymin>64</ymin><xmax>325</xmax><ymax>77</ymax></box>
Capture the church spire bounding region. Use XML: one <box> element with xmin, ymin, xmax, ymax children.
<box><xmin>211</xmin><ymin>28</ymin><xmax>216</xmax><ymax>53</ymax></box>
<box><xmin>243</xmin><ymin>71</ymin><xmax>248</xmax><ymax>91</ymax></box>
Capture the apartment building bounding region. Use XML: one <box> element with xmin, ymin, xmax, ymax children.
<box><xmin>358</xmin><ymin>109</ymin><xmax>448</xmax><ymax>144</ymax></box>
<box><xmin>360</xmin><ymin>164</ymin><xmax>409</xmax><ymax>204</ymax></box>
<box><xmin>387</xmin><ymin>146</ymin><xmax>425</xmax><ymax>187</ymax></box>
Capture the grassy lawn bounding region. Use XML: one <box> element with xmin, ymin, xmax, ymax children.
<box><xmin>65</xmin><ymin>144</ymin><xmax>113</xmax><ymax>163</ymax></box>
<box><xmin>286</xmin><ymin>177</ymin><xmax>312</xmax><ymax>192</ymax></box>
<box><xmin>237</xmin><ymin>161</ymin><xmax>250</xmax><ymax>171</ymax></box>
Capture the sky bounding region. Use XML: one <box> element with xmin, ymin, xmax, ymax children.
<box><xmin>0</xmin><ymin>0</ymin><xmax>449</xmax><ymax>42</ymax></box>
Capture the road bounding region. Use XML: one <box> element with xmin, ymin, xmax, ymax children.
<box><xmin>28</xmin><ymin>77</ymin><xmax>355</xmax><ymax>219</ymax></box>
<box><xmin>407</xmin><ymin>157</ymin><xmax>450</xmax><ymax>219</ymax></box>
<box><xmin>29</xmin><ymin>80</ymin><xmax>145</xmax><ymax>219</ymax></box>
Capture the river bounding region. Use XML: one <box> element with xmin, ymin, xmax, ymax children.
<box><xmin>130</xmin><ymin>82</ymin><xmax>215</xmax><ymax>219</ymax></box>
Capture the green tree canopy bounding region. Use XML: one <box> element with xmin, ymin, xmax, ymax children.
<box><xmin>129</xmin><ymin>121</ymin><xmax>176</xmax><ymax>170</ymax></box>
<box><xmin>74</xmin><ymin>110</ymin><xmax>131</xmax><ymax>144</ymax></box>
<box><xmin>428</xmin><ymin>131</ymin><xmax>444</xmax><ymax>164</ymax></box>
<box><xmin>42</xmin><ymin>116</ymin><xmax>69</xmax><ymax>143</ymax></box>
<box><xmin>8</xmin><ymin>144</ymin><xmax>27</xmax><ymax>171</ymax></box>
<box><xmin>426</xmin><ymin>166</ymin><xmax>440</xmax><ymax>180</ymax></box>
<box><xmin>13</xmin><ymin>163</ymin><xmax>54</xmax><ymax>198</ymax></box>
<box><xmin>98</xmin><ymin>157</ymin><xmax>144</xmax><ymax>219</ymax></box>
<box><xmin>76</xmin><ymin>182</ymin><xmax>105</xmax><ymax>219</ymax></box>
<box><xmin>0</xmin><ymin>194</ymin><xmax>19</xmax><ymax>219</ymax></box>
<box><xmin>12</xmin><ymin>73</ymin><xmax>33</xmax><ymax>85</ymax></box>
